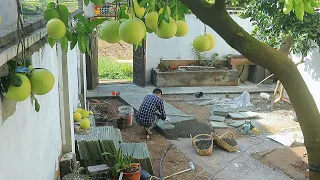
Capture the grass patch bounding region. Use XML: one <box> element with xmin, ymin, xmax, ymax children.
<box><xmin>98</xmin><ymin>57</ymin><xmax>133</xmax><ymax>81</ymax></box>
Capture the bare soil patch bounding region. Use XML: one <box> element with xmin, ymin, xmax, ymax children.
<box><xmin>98</xmin><ymin>39</ymin><xmax>133</xmax><ymax>60</ymax></box>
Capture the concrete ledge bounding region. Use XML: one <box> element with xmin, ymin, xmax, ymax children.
<box><xmin>151</xmin><ymin>68</ymin><xmax>239</xmax><ymax>87</ymax></box>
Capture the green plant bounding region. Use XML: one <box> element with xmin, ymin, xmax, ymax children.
<box><xmin>98</xmin><ymin>57</ymin><xmax>133</xmax><ymax>80</ymax></box>
<box><xmin>192</xmin><ymin>45</ymin><xmax>224</xmax><ymax>67</ymax></box>
<box><xmin>102</xmin><ymin>145</ymin><xmax>137</xmax><ymax>177</ymax></box>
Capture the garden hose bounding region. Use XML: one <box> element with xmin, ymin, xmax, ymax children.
<box><xmin>159</xmin><ymin>143</ymin><xmax>172</xmax><ymax>180</ymax></box>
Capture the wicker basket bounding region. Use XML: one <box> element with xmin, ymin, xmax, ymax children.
<box><xmin>212</xmin><ymin>132</ymin><xmax>238</xmax><ymax>152</ymax></box>
<box><xmin>191</xmin><ymin>134</ymin><xmax>214</xmax><ymax>156</ymax></box>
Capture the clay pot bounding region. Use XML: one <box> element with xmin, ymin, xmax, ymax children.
<box><xmin>117</xmin><ymin>118</ymin><xmax>126</xmax><ymax>129</ymax></box>
<box><xmin>122</xmin><ymin>164</ymin><xmax>141</xmax><ymax>180</ymax></box>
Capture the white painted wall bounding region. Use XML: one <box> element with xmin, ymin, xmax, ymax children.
<box><xmin>0</xmin><ymin>0</ymin><xmax>18</xmax><ymax>28</ymax></box>
<box><xmin>291</xmin><ymin>47</ymin><xmax>320</xmax><ymax>111</ymax></box>
<box><xmin>0</xmin><ymin>42</ymin><xmax>84</xmax><ymax>179</ymax></box>
<box><xmin>145</xmin><ymin>13</ymin><xmax>255</xmax><ymax>82</ymax></box>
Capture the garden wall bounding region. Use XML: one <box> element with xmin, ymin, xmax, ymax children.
<box><xmin>145</xmin><ymin>13</ymin><xmax>255</xmax><ymax>82</ymax></box>
<box><xmin>291</xmin><ymin>47</ymin><xmax>320</xmax><ymax>111</ymax></box>
<box><xmin>0</xmin><ymin>25</ymin><xmax>85</xmax><ymax>180</ymax></box>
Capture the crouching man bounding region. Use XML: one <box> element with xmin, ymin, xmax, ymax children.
<box><xmin>136</xmin><ymin>88</ymin><xmax>166</xmax><ymax>135</ymax></box>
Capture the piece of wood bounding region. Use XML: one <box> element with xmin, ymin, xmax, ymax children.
<box><xmin>166</xmin><ymin>113</ymin><xmax>193</xmax><ymax>117</ymax></box>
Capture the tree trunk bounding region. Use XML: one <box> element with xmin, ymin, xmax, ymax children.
<box><xmin>179</xmin><ymin>0</ymin><xmax>320</xmax><ymax>179</ymax></box>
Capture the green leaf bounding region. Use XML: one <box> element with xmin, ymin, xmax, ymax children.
<box><xmin>75</xmin><ymin>14</ymin><xmax>90</xmax><ymax>27</ymax></box>
<box><xmin>58</xmin><ymin>4</ymin><xmax>69</xmax><ymax>27</ymax></box>
<box><xmin>7</xmin><ymin>61</ymin><xmax>16</xmax><ymax>71</ymax></box>
<box><xmin>44</xmin><ymin>9</ymin><xmax>59</xmax><ymax>21</ymax></box>
<box><xmin>10</xmin><ymin>73</ymin><xmax>22</xmax><ymax>87</ymax></box>
<box><xmin>163</xmin><ymin>12</ymin><xmax>170</xmax><ymax>23</ymax></box>
<box><xmin>139</xmin><ymin>0</ymin><xmax>150</xmax><ymax>7</ymax></box>
<box><xmin>84</xmin><ymin>0</ymin><xmax>90</xmax><ymax>6</ymax></box>
<box><xmin>48</xmin><ymin>37</ymin><xmax>56</xmax><ymax>48</ymax></box>
<box><xmin>70</xmin><ymin>33</ymin><xmax>78</xmax><ymax>50</ymax></box>
<box><xmin>78</xmin><ymin>34</ymin><xmax>87</xmax><ymax>54</ymax></box>
<box><xmin>65</xmin><ymin>29</ymin><xmax>72</xmax><ymax>41</ymax></box>
<box><xmin>24</xmin><ymin>59</ymin><xmax>32</xmax><ymax>68</ymax></box>
<box><xmin>47</xmin><ymin>2</ymin><xmax>56</xmax><ymax>9</ymax></box>
<box><xmin>60</xmin><ymin>36</ymin><xmax>69</xmax><ymax>52</ymax></box>
<box><xmin>90</xmin><ymin>18</ymin><xmax>107</xmax><ymax>27</ymax></box>
<box><xmin>1</xmin><ymin>77</ymin><xmax>10</xmax><ymax>93</ymax></box>
<box><xmin>35</xmin><ymin>98</ymin><xmax>40</xmax><ymax>112</ymax></box>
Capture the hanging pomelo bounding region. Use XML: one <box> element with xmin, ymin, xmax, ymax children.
<box><xmin>46</xmin><ymin>19</ymin><xmax>66</xmax><ymax>40</ymax></box>
<box><xmin>5</xmin><ymin>73</ymin><xmax>31</xmax><ymax>102</ymax></box>
<box><xmin>145</xmin><ymin>12</ymin><xmax>159</xmax><ymax>30</ymax></box>
<box><xmin>205</xmin><ymin>33</ymin><xmax>216</xmax><ymax>51</ymax></box>
<box><xmin>80</xmin><ymin>118</ymin><xmax>91</xmax><ymax>129</ymax></box>
<box><xmin>99</xmin><ymin>21</ymin><xmax>121</xmax><ymax>43</ymax></box>
<box><xmin>29</xmin><ymin>68</ymin><xmax>55</xmax><ymax>95</ymax></box>
<box><xmin>133</xmin><ymin>0</ymin><xmax>146</xmax><ymax>18</ymax></box>
<box><xmin>119</xmin><ymin>18</ymin><xmax>146</xmax><ymax>44</ymax></box>
<box><xmin>157</xmin><ymin>18</ymin><xmax>177</xmax><ymax>39</ymax></box>
<box><xmin>193</xmin><ymin>35</ymin><xmax>210</xmax><ymax>52</ymax></box>
<box><xmin>175</xmin><ymin>20</ymin><xmax>189</xmax><ymax>37</ymax></box>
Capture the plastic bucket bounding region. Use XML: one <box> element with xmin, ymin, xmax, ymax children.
<box><xmin>118</xmin><ymin>106</ymin><xmax>134</xmax><ymax>126</ymax></box>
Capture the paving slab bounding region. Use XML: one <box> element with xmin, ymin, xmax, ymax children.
<box><xmin>210</xmin><ymin>121</ymin><xmax>228</xmax><ymax>128</ymax></box>
<box><xmin>171</xmin><ymin>136</ymin><xmax>291</xmax><ymax>180</ymax></box>
<box><xmin>209</xmin><ymin>115</ymin><xmax>226</xmax><ymax>122</ymax></box>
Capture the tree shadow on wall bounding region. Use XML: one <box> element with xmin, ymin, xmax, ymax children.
<box><xmin>303</xmin><ymin>49</ymin><xmax>320</xmax><ymax>81</ymax></box>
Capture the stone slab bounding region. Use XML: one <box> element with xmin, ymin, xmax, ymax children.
<box><xmin>156</xmin><ymin>120</ymin><xmax>175</xmax><ymax>129</ymax></box>
<box><xmin>210</xmin><ymin>121</ymin><xmax>228</xmax><ymax>128</ymax></box>
<box><xmin>229</xmin><ymin>120</ymin><xmax>247</xmax><ymax>127</ymax></box>
<box><xmin>228</xmin><ymin>111</ymin><xmax>259</xmax><ymax>119</ymax></box>
<box><xmin>209</xmin><ymin>115</ymin><xmax>226</xmax><ymax>122</ymax></box>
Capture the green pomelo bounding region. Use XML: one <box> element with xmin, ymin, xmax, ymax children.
<box><xmin>5</xmin><ymin>73</ymin><xmax>31</xmax><ymax>102</ymax></box>
<box><xmin>145</xmin><ymin>12</ymin><xmax>159</xmax><ymax>29</ymax></box>
<box><xmin>29</xmin><ymin>69</ymin><xmax>55</xmax><ymax>95</ymax></box>
<box><xmin>46</xmin><ymin>19</ymin><xmax>66</xmax><ymax>40</ymax></box>
<box><xmin>193</xmin><ymin>35</ymin><xmax>210</xmax><ymax>52</ymax></box>
<box><xmin>175</xmin><ymin>20</ymin><xmax>189</xmax><ymax>37</ymax></box>
<box><xmin>80</xmin><ymin>119</ymin><xmax>91</xmax><ymax>129</ymax></box>
<box><xmin>119</xmin><ymin>18</ymin><xmax>146</xmax><ymax>44</ymax></box>
<box><xmin>99</xmin><ymin>21</ymin><xmax>121</xmax><ymax>43</ymax></box>
<box><xmin>147</xmin><ymin>26</ymin><xmax>156</xmax><ymax>34</ymax></box>
<box><xmin>205</xmin><ymin>33</ymin><xmax>216</xmax><ymax>51</ymax></box>
<box><xmin>133</xmin><ymin>0</ymin><xmax>146</xmax><ymax>18</ymax></box>
<box><xmin>157</xmin><ymin>18</ymin><xmax>177</xmax><ymax>39</ymax></box>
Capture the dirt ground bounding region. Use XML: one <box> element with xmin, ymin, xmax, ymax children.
<box><xmin>98</xmin><ymin>39</ymin><xmax>133</xmax><ymax>60</ymax></box>
<box><xmin>88</xmin><ymin>98</ymin><xmax>211</xmax><ymax>179</ymax></box>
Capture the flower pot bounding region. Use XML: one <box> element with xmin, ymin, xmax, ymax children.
<box><xmin>122</xmin><ymin>164</ymin><xmax>141</xmax><ymax>180</ymax></box>
<box><xmin>117</xmin><ymin>118</ymin><xmax>126</xmax><ymax>129</ymax></box>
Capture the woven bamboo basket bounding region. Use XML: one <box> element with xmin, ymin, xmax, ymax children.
<box><xmin>212</xmin><ymin>132</ymin><xmax>238</xmax><ymax>152</ymax></box>
<box><xmin>191</xmin><ymin>134</ymin><xmax>214</xmax><ymax>156</ymax></box>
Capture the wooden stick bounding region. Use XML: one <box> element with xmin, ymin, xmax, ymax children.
<box><xmin>166</xmin><ymin>114</ymin><xmax>194</xmax><ymax>117</ymax></box>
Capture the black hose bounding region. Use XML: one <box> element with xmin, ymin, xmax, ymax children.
<box><xmin>159</xmin><ymin>143</ymin><xmax>172</xmax><ymax>180</ymax></box>
<box><xmin>238</xmin><ymin>65</ymin><xmax>245</xmax><ymax>78</ymax></box>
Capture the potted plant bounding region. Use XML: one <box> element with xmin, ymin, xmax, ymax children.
<box><xmin>102</xmin><ymin>146</ymin><xmax>141</xmax><ymax>180</ymax></box>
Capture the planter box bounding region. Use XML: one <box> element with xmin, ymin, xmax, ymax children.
<box><xmin>151</xmin><ymin>68</ymin><xmax>239</xmax><ymax>87</ymax></box>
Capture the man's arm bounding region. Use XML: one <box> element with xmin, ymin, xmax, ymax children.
<box><xmin>157</xmin><ymin>100</ymin><xmax>166</xmax><ymax>120</ymax></box>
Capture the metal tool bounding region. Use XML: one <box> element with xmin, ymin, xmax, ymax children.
<box><xmin>163</xmin><ymin>162</ymin><xmax>195</xmax><ymax>179</ymax></box>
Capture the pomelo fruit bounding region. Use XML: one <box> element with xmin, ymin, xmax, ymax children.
<box><xmin>80</xmin><ymin>110</ymin><xmax>90</xmax><ymax>118</ymax></box>
<box><xmin>5</xmin><ymin>73</ymin><xmax>31</xmax><ymax>102</ymax></box>
<box><xmin>155</xmin><ymin>29</ymin><xmax>164</xmax><ymax>38</ymax></box>
<box><xmin>29</xmin><ymin>68</ymin><xmax>55</xmax><ymax>95</ymax></box>
<box><xmin>80</xmin><ymin>119</ymin><xmax>91</xmax><ymax>129</ymax></box>
<box><xmin>119</xmin><ymin>18</ymin><xmax>146</xmax><ymax>44</ymax></box>
<box><xmin>99</xmin><ymin>21</ymin><xmax>121</xmax><ymax>43</ymax></box>
<box><xmin>175</xmin><ymin>20</ymin><xmax>189</xmax><ymax>37</ymax></box>
<box><xmin>133</xmin><ymin>0</ymin><xmax>146</xmax><ymax>18</ymax></box>
<box><xmin>76</xmin><ymin>108</ymin><xmax>83</xmax><ymax>112</ymax></box>
<box><xmin>46</xmin><ymin>19</ymin><xmax>66</xmax><ymax>40</ymax></box>
<box><xmin>193</xmin><ymin>35</ymin><xmax>210</xmax><ymax>52</ymax></box>
<box><xmin>92</xmin><ymin>0</ymin><xmax>103</xmax><ymax>7</ymax></box>
<box><xmin>145</xmin><ymin>12</ymin><xmax>158</xmax><ymax>30</ymax></box>
<box><xmin>147</xmin><ymin>27</ymin><xmax>156</xmax><ymax>34</ymax></box>
<box><xmin>74</xmin><ymin>112</ymin><xmax>82</xmax><ymax>122</ymax></box>
<box><xmin>205</xmin><ymin>33</ymin><xmax>216</xmax><ymax>51</ymax></box>
<box><xmin>157</xmin><ymin>18</ymin><xmax>177</xmax><ymax>39</ymax></box>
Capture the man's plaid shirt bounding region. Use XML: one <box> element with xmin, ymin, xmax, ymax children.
<box><xmin>136</xmin><ymin>94</ymin><xmax>166</xmax><ymax>127</ymax></box>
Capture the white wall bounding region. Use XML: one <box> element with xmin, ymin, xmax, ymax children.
<box><xmin>291</xmin><ymin>47</ymin><xmax>320</xmax><ymax>111</ymax></box>
<box><xmin>0</xmin><ymin>0</ymin><xmax>18</xmax><ymax>28</ymax></box>
<box><xmin>0</xmin><ymin>42</ymin><xmax>83</xmax><ymax>179</ymax></box>
<box><xmin>145</xmin><ymin>13</ymin><xmax>255</xmax><ymax>82</ymax></box>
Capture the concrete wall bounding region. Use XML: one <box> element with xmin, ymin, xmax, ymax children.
<box><xmin>145</xmin><ymin>13</ymin><xmax>254</xmax><ymax>82</ymax></box>
<box><xmin>291</xmin><ymin>47</ymin><xmax>320</xmax><ymax>111</ymax></box>
<box><xmin>0</xmin><ymin>40</ymin><xmax>84</xmax><ymax>179</ymax></box>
